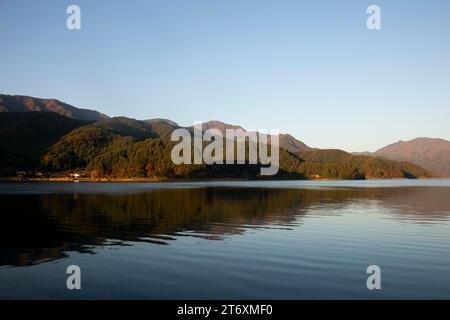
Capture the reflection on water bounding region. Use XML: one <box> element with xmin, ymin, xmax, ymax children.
<box><xmin>1</xmin><ymin>182</ymin><xmax>450</xmax><ymax>299</ymax></box>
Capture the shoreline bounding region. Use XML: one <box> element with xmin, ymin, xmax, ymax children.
<box><xmin>0</xmin><ymin>177</ymin><xmax>439</xmax><ymax>183</ymax></box>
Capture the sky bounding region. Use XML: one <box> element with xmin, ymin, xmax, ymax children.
<box><xmin>1</xmin><ymin>0</ymin><xmax>450</xmax><ymax>152</ymax></box>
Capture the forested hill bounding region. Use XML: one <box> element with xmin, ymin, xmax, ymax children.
<box><xmin>0</xmin><ymin>112</ymin><xmax>432</xmax><ymax>180</ymax></box>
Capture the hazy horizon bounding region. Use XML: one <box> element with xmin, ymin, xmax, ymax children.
<box><xmin>1</xmin><ymin>0</ymin><xmax>449</xmax><ymax>152</ymax></box>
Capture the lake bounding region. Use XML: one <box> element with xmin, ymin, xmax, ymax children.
<box><xmin>1</xmin><ymin>180</ymin><xmax>450</xmax><ymax>299</ymax></box>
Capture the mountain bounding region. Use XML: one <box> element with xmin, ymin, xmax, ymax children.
<box><xmin>0</xmin><ymin>97</ymin><xmax>434</xmax><ymax>180</ymax></box>
<box><xmin>278</xmin><ymin>134</ymin><xmax>313</xmax><ymax>153</ymax></box>
<box><xmin>200</xmin><ymin>120</ymin><xmax>245</xmax><ymax>132</ymax></box>
<box><xmin>38</xmin><ymin>117</ymin><xmax>304</xmax><ymax>178</ymax></box>
<box><xmin>145</xmin><ymin>118</ymin><xmax>179</xmax><ymax>127</ymax></box>
<box><xmin>372</xmin><ymin>138</ymin><xmax>450</xmax><ymax>177</ymax></box>
<box><xmin>41</xmin><ymin>117</ymin><xmax>179</xmax><ymax>170</ymax></box>
<box><xmin>194</xmin><ymin>120</ymin><xmax>312</xmax><ymax>153</ymax></box>
<box><xmin>38</xmin><ymin>115</ymin><xmax>430</xmax><ymax>180</ymax></box>
<box><xmin>0</xmin><ymin>112</ymin><xmax>89</xmax><ymax>174</ymax></box>
<box><xmin>0</xmin><ymin>94</ymin><xmax>109</xmax><ymax>121</ymax></box>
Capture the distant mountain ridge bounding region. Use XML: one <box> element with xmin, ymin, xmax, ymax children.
<box><xmin>372</xmin><ymin>138</ymin><xmax>450</xmax><ymax>177</ymax></box>
<box><xmin>200</xmin><ymin>120</ymin><xmax>244</xmax><ymax>133</ymax></box>
<box><xmin>0</xmin><ymin>94</ymin><xmax>109</xmax><ymax>121</ymax></box>
<box><xmin>145</xmin><ymin>118</ymin><xmax>179</xmax><ymax>127</ymax></box>
<box><xmin>0</xmin><ymin>95</ymin><xmax>312</xmax><ymax>153</ymax></box>
<box><xmin>193</xmin><ymin>120</ymin><xmax>313</xmax><ymax>153</ymax></box>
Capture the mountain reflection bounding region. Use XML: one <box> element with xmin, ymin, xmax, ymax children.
<box><xmin>1</xmin><ymin>186</ymin><xmax>450</xmax><ymax>267</ymax></box>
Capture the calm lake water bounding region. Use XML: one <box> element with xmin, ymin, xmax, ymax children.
<box><xmin>1</xmin><ymin>180</ymin><xmax>450</xmax><ymax>299</ymax></box>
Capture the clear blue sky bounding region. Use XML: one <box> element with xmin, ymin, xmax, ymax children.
<box><xmin>1</xmin><ymin>0</ymin><xmax>449</xmax><ymax>151</ymax></box>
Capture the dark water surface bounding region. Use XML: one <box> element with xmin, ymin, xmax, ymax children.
<box><xmin>1</xmin><ymin>180</ymin><xmax>450</xmax><ymax>299</ymax></box>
